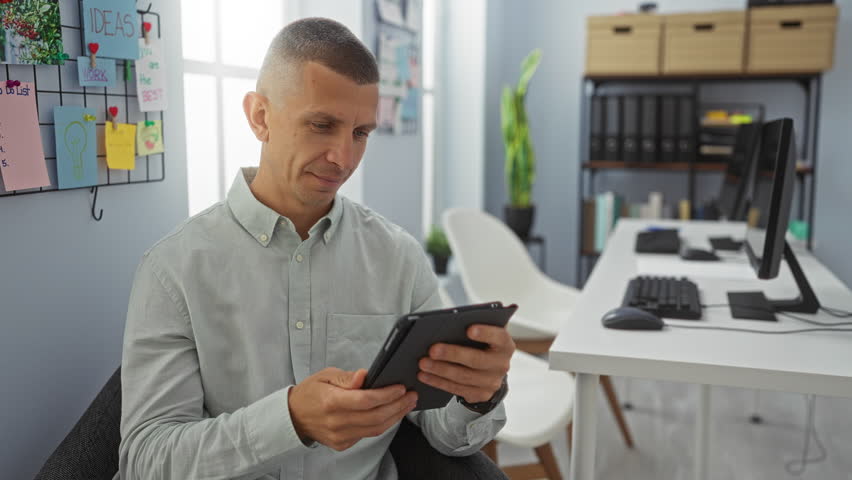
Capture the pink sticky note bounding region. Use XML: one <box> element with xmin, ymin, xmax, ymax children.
<box><xmin>0</xmin><ymin>82</ymin><xmax>50</xmax><ymax>191</ymax></box>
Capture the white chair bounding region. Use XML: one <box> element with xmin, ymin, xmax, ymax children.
<box><xmin>442</xmin><ymin>208</ymin><xmax>635</xmax><ymax>450</ymax></box>
<box><xmin>489</xmin><ymin>350</ymin><xmax>575</xmax><ymax>480</ymax></box>
<box><xmin>438</xmin><ymin>286</ymin><xmax>574</xmax><ymax>480</ymax></box>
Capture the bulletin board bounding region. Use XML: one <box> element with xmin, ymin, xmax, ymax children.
<box><xmin>0</xmin><ymin>0</ymin><xmax>166</xmax><ymax>221</ymax></box>
<box><xmin>375</xmin><ymin>0</ymin><xmax>421</xmax><ymax>135</ymax></box>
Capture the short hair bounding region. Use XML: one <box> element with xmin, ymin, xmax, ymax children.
<box><xmin>258</xmin><ymin>18</ymin><xmax>379</xmax><ymax>98</ymax></box>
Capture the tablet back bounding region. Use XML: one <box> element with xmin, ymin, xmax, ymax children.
<box><xmin>369</xmin><ymin>303</ymin><xmax>517</xmax><ymax>410</ymax></box>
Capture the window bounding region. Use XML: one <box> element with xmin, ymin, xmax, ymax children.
<box><xmin>421</xmin><ymin>0</ymin><xmax>439</xmax><ymax>234</ymax></box>
<box><xmin>181</xmin><ymin>0</ymin><xmax>287</xmax><ymax>215</ymax></box>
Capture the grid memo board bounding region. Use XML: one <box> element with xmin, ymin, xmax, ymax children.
<box><xmin>0</xmin><ymin>0</ymin><xmax>165</xmax><ymax>201</ymax></box>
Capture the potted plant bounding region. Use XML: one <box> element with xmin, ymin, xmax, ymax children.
<box><xmin>501</xmin><ymin>48</ymin><xmax>542</xmax><ymax>239</ymax></box>
<box><xmin>425</xmin><ymin>226</ymin><xmax>451</xmax><ymax>275</ymax></box>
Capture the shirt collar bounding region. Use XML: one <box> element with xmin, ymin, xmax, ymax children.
<box><xmin>227</xmin><ymin>167</ymin><xmax>344</xmax><ymax>247</ymax></box>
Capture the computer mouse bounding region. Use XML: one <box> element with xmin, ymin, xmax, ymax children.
<box><xmin>601</xmin><ymin>307</ymin><xmax>665</xmax><ymax>330</ymax></box>
<box><xmin>679</xmin><ymin>248</ymin><xmax>720</xmax><ymax>261</ymax></box>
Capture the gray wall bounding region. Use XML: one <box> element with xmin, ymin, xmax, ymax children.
<box><xmin>485</xmin><ymin>0</ymin><xmax>852</xmax><ymax>287</ymax></box>
<box><xmin>0</xmin><ymin>1</ymin><xmax>188</xmax><ymax>478</ymax></box>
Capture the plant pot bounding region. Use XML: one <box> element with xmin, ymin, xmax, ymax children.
<box><xmin>432</xmin><ymin>255</ymin><xmax>449</xmax><ymax>275</ymax></box>
<box><xmin>504</xmin><ymin>205</ymin><xmax>535</xmax><ymax>240</ymax></box>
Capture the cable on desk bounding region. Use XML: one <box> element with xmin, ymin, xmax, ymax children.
<box><xmin>785</xmin><ymin>395</ymin><xmax>827</xmax><ymax>475</ymax></box>
<box><xmin>820</xmin><ymin>306</ymin><xmax>852</xmax><ymax>318</ymax></box>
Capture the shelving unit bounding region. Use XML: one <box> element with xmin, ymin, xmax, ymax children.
<box><xmin>576</xmin><ymin>73</ymin><xmax>822</xmax><ymax>286</ymax></box>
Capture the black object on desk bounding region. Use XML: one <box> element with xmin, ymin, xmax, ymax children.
<box><xmin>679</xmin><ymin>247</ymin><xmax>720</xmax><ymax>261</ymax></box>
<box><xmin>635</xmin><ymin>229</ymin><xmax>680</xmax><ymax>254</ymax></box>
<box><xmin>622</xmin><ymin>276</ymin><xmax>702</xmax><ymax>320</ymax></box>
<box><xmin>709</xmin><ymin>236</ymin><xmax>744</xmax><ymax>251</ymax></box>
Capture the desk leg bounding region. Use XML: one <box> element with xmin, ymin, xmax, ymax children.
<box><xmin>570</xmin><ymin>373</ymin><xmax>599</xmax><ymax>480</ymax></box>
<box><xmin>694</xmin><ymin>384</ymin><xmax>711</xmax><ymax>480</ymax></box>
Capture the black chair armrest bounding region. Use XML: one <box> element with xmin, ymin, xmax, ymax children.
<box><xmin>390</xmin><ymin>417</ymin><xmax>507</xmax><ymax>480</ymax></box>
<box><xmin>35</xmin><ymin>367</ymin><xmax>122</xmax><ymax>480</ymax></box>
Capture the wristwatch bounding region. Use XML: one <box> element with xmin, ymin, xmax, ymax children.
<box><xmin>459</xmin><ymin>376</ymin><xmax>508</xmax><ymax>415</ymax></box>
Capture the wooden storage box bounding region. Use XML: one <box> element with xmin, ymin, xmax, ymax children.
<box><xmin>586</xmin><ymin>14</ymin><xmax>662</xmax><ymax>75</ymax></box>
<box><xmin>663</xmin><ymin>11</ymin><xmax>746</xmax><ymax>74</ymax></box>
<box><xmin>747</xmin><ymin>5</ymin><xmax>838</xmax><ymax>73</ymax></box>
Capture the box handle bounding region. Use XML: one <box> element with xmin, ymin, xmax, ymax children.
<box><xmin>693</xmin><ymin>23</ymin><xmax>715</xmax><ymax>32</ymax></box>
<box><xmin>780</xmin><ymin>20</ymin><xmax>803</xmax><ymax>29</ymax></box>
<box><xmin>613</xmin><ymin>26</ymin><xmax>632</xmax><ymax>34</ymax></box>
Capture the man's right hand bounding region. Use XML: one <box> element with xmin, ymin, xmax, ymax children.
<box><xmin>288</xmin><ymin>367</ymin><xmax>418</xmax><ymax>451</ymax></box>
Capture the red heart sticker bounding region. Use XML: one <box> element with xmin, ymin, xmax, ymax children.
<box><xmin>109</xmin><ymin>106</ymin><xmax>119</xmax><ymax>118</ymax></box>
<box><xmin>143</xmin><ymin>22</ymin><xmax>152</xmax><ymax>33</ymax></box>
<box><xmin>88</xmin><ymin>43</ymin><xmax>99</xmax><ymax>55</ymax></box>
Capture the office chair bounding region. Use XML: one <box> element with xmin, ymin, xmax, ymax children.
<box><xmin>35</xmin><ymin>367</ymin><xmax>507</xmax><ymax>480</ymax></box>
<box><xmin>443</xmin><ymin>208</ymin><xmax>635</xmax><ymax>450</ymax></box>
<box><xmin>438</xmin><ymin>286</ymin><xmax>574</xmax><ymax>480</ymax></box>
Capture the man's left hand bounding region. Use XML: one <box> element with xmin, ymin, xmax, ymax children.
<box><xmin>417</xmin><ymin>325</ymin><xmax>515</xmax><ymax>404</ymax></box>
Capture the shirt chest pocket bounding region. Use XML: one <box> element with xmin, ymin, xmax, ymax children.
<box><xmin>326</xmin><ymin>313</ymin><xmax>398</xmax><ymax>372</ymax></box>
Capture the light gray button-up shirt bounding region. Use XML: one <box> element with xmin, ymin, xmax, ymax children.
<box><xmin>117</xmin><ymin>168</ymin><xmax>506</xmax><ymax>480</ymax></box>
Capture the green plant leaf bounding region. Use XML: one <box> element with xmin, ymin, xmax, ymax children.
<box><xmin>517</xmin><ymin>49</ymin><xmax>542</xmax><ymax>97</ymax></box>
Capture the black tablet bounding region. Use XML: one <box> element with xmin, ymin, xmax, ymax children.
<box><xmin>362</xmin><ymin>301</ymin><xmax>518</xmax><ymax>411</ymax></box>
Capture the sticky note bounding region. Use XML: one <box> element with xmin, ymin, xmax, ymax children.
<box><xmin>81</xmin><ymin>0</ymin><xmax>140</xmax><ymax>60</ymax></box>
<box><xmin>136</xmin><ymin>120</ymin><xmax>164</xmax><ymax>155</ymax></box>
<box><xmin>105</xmin><ymin>122</ymin><xmax>137</xmax><ymax>170</ymax></box>
<box><xmin>136</xmin><ymin>37</ymin><xmax>168</xmax><ymax>112</ymax></box>
<box><xmin>77</xmin><ymin>57</ymin><xmax>117</xmax><ymax>87</ymax></box>
<box><xmin>54</xmin><ymin>106</ymin><xmax>99</xmax><ymax>189</ymax></box>
<box><xmin>0</xmin><ymin>82</ymin><xmax>50</xmax><ymax>191</ymax></box>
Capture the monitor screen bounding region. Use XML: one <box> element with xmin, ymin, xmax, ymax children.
<box><xmin>717</xmin><ymin>123</ymin><xmax>761</xmax><ymax>221</ymax></box>
<box><xmin>744</xmin><ymin>119</ymin><xmax>797</xmax><ymax>280</ymax></box>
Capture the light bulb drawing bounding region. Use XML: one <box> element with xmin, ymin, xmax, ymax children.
<box><xmin>64</xmin><ymin>121</ymin><xmax>88</xmax><ymax>181</ymax></box>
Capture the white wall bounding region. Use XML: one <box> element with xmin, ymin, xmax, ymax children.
<box><xmin>435</xmin><ymin>0</ymin><xmax>487</xmax><ymax>216</ymax></box>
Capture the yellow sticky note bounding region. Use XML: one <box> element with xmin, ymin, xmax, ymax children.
<box><xmin>105</xmin><ymin>122</ymin><xmax>137</xmax><ymax>170</ymax></box>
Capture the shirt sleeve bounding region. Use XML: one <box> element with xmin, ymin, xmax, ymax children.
<box><xmin>402</xmin><ymin>238</ymin><xmax>507</xmax><ymax>456</ymax></box>
<box><xmin>118</xmin><ymin>253</ymin><xmax>314</xmax><ymax>480</ymax></box>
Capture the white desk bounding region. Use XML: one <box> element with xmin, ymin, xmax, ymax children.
<box><xmin>549</xmin><ymin>219</ymin><xmax>852</xmax><ymax>480</ymax></box>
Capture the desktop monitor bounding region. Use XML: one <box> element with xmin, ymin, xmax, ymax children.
<box><xmin>744</xmin><ymin>119</ymin><xmax>795</xmax><ymax>280</ymax></box>
<box><xmin>730</xmin><ymin>118</ymin><xmax>820</xmax><ymax>320</ymax></box>
<box><xmin>717</xmin><ymin>123</ymin><xmax>761</xmax><ymax>222</ymax></box>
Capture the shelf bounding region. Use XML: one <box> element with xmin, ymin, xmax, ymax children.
<box><xmin>584</xmin><ymin>161</ymin><xmax>727</xmax><ymax>172</ymax></box>
<box><xmin>584</xmin><ymin>72</ymin><xmax>821</xmax><ymax>83</ymax></box>
<box><xmin>582</xmin><ymin>161</ymin><xmax>815</xmax><ymax>176</ymax></box>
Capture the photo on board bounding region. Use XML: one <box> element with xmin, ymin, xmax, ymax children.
<box><xmin>1</xmin><ymin>0</ymin><xmax>65</xmax><ymax>65</ymax></box>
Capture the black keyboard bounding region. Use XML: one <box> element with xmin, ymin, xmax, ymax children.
<box><xmin>622</xmin><ymin>276</ymin><xmax>702</xmax><ymax>320</ymax></box>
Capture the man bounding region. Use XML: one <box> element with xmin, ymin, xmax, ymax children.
<box><xmin>118</xmin><ymin>18</ymin><xmax>513</xmax><ymax>480</ymax></box>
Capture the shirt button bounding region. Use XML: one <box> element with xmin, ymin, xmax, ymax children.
<box><xmin>296</xmin><ymin>254</ymin><xmax>304</xmax><ymax>263</ymax></box>
<box><xmin>324</xmin><ymin>233</ymin><xmax>330</xmax><ymax>242</ymax></box>
<box><xmin>259</xmin><ymin>234</ymin><xmax>268</xmax><ymax>242</ymax></box>
<box><xmin>295</xmin><ymin>321</ymin><xmax>305</xmax><ymax>330</ymax></box>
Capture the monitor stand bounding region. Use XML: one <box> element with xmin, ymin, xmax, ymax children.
<box><xmin>727</xmin><ymin>241</ymin><xmax>821</xmax><ymax>321</ymax></box>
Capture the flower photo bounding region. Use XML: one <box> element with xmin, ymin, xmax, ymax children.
<box><xmin>1</xmin><ymin>0</ymin><xmax>65</xmax><ymax>65</ymax></box>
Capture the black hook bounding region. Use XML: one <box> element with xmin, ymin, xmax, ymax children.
<box><xmin>137</xmin><ymin>3</ymin><xmax>153</xmax><ymax>15</ymax></box>
<box><xmin>90</xmin><ymin>186</ymin><xmax>104</xmax><ymax>221</ymax></box>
